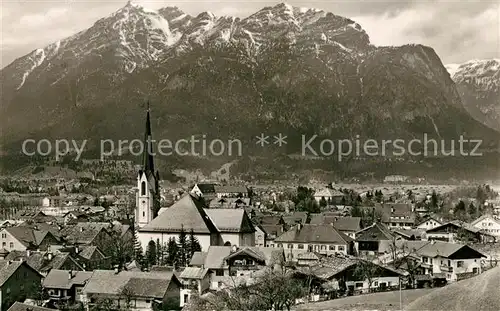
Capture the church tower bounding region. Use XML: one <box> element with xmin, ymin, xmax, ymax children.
<box><xmin>136</xmin><ymin>103</ymin><xmax>160</xmax><ymax>228</ymax></box>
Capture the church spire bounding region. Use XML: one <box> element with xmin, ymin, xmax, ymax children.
<box><xmin>142</xmin><ymin>101</ymin><xmax>155</xmax><ymax>173</ymax></box>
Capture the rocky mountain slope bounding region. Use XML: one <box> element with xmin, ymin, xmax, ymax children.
<box><xmin>446</xmin><ymin>59</ymin><xmax>500</xmax><ymax>133</ymax></box>
<box><xmin>1</xmin><ymin>2</ymin><xmax>498</xmax><ymax>158</ymax></box>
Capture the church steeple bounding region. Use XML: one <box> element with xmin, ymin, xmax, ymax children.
<box><xmin>142</xmin><ymin>102</ymin><xmax>155</xmax><ymax>173</ymax></box>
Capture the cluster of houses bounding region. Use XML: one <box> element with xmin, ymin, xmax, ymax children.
<box><xmin>1</xmin><ymin>110</ymin><xmax>499</xmax><ymax>311</ymax></box>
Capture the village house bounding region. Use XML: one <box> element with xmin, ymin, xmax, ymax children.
<box><xmin>208</xmin><ymin>197</ymin><xmax>251</xmax><ymax>209</ymax></box>
<box><xmin>252</xmin><ymin>215</ymin><xmax>286</xmax><ymax>244</ymax></box>
<box><xmin>271</xmin><ymin>223</ymin><xmax>354</xmax><ymax>256</ymax></box>
<box><xmin>294</xmin><ymin>255</ymin><xmax>408</xmax><ymax>299</ymax></box>
<box><xmin>416</xmin><ymin>216</ymin><xmax>443</xmax><ymax>231</ymax></box>
<box><xmin>138</xmin><ymin>194</ymin><xmax>255</xmax><ymax>251</ymax></box>
<box><xmin>0</xmin><ymin>260</ymin><xmax>44</xmax><ymax>311</ymax></box>
<box><xmin>0</xmin><ymin>226</ymin><xmax>60</xmax><ymax>251</ymax></box>
<box><xmin>4</xmin><ymin>249</ymin><xmax>84</xmax><ymax>276</ymax></box>
<box><xmin>400</xmin><ymin>240</ymin><xmax>486</xmax><ymax>283</ymax></box>
<box><xmin>83</xmin><ymin>270</ymin><xmax>182</xmax><ymax>310</ymax></box>
<box><xmin>313</xmin><ymin>188</ymin><xmax>344</xmax><ymax>204</ymax></box>
<box><xmin>309</xmin><ymin>215</ymin><xmax>361</xmax><ymax>239</ymax></box>
<box><xmin>60</xmin><ymin>222</ymin><xmax>112</xmax><ymax>250</ymax></box>
<box><xmin>282</xmin><ymin>212</ymin><xmax>309</xmax><ymax>228</ymax></box>
<box><xmin>190</xmin><ymin>183</ymin><xmax>218</xmax><ymax>200</ymax></box>
<box><xmin>254</xmin><ymin>224</ymin><xmax>266</xmax><ymax>247</ymax></box>
<box><xmin>62</xmin><ymin>211</ymin><xmax>89</xmax><ymax>225</ymax></box>
<box><xmin>425</xmin><ymin>221</ymin><xmax>490</xmax><ymax>243</ymax></box>
<box><xmin>355</xmin><ymin>223</ymin><xmax>395</xmax><ymax>256</ymax></box>
<box><xmin>470</xmin><ymin>214</ymin><xmax>500</xmax><ymax>241</ymax></box>
<box><xmin>52</xmin><ymin>245</ymin><xmax>111</xmax><ymax>270</ymax></box>
<box><xmin>214</xmin><ymin>185</ymin><xmax>249</xmax><ymax>199</ymax></box>
<box><xmin>7</xmin><ymin>302</ymin><xmax>57</xmax><ymax>311</ymax></box>
<box><xmin>375</xmin><ymin>203</ymin><xmax>416</xmax><ymax>230</ymax></box>
<box><xmin>178</xmin><ymin>267</ymin><xmax>210</xmax><ymax>307</ymax></box>
<box><xmin>43</xmin><ymin>269</ymin><xmax>93</xmax><ymax>306</ymax></box>
<box><xmin>189</xmin><ymin>245</ymin><xmax>285</xmax><ymax>291</ymax></box>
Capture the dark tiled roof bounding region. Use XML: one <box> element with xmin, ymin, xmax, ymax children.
<box><xmin>355</xmin><ymin>223</ymin><xmax>394</xmax><ymax>241</ymax></box>
<box><xmin>83</xmin><ymin>270</ymin><xmax>178</xmax><ymax>299</ymax></box>
<box><xmin>309</xmin><ymin>215</ymin><xmax>361</xmax><ymax>232</ymax></box>
<box><xmin>193</xmin><ymin>183</ymin><xmax>217</xmax><ymax>194</ymax></box>
<box><xmin>0</xmin><ymin>260</ymin><xmax>42</xmax><ymax>287</ymax></box>
<box><xmin>141</xmin><ymin>194</ymin><xmax>218</xmax><ymax>234</ymax></box>
<box><xmin>8</xmin><ymin>302</ymin><xmax>57</xmax><ymax>311</ymax></box>
<box><xmin>274</xmin><ymin>224</ymin><xmax>353</xmax><ymax>244</ymax></box>
<box><xmin>43</xmin><ymin>269</ymin><xmax>92</xmax><ymax>289</ymax></box>
<box><xmin>5</xmin><ymin>250</ymin><xmax>84</xmax><ymax>273</ymax></box>
<box><xmin>5</xmin><ymin>226</ymin><xmax>56</xmax><ymax>248</ymax></box>
<box><xmin>60</xmin><ymin>222</ymin><xmax>110</xmax><ymax>244</ymax></box>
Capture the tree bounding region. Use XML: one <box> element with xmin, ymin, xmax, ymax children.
<box><xmin>353</xmin><ymin>259</ymin><xmax>381</xmax><ymax>293</ymax></box>
<box><xmin>176</xmin><ymin>226</ymin><xmax>189</xmax><ymax>267</ymax></box>
<box><xmin>146</xmin><ymin>240</ymin><xmax>157</xmax><ymax>267</ymax></box>
<box><xmin>468</xmin><ymin>202</ymin><xmax>477</xmax><ymax>218</ymax></box>
<box><xmin>166</xmin><ymin>237</ymin><xmax>178</xmax><ymax>266</ymax></box>
<box><xmin>133</xmin><ymin>226</ymin><xmax>144</xmax><ymax>265</ymax></box>
<box><xmin>319</xmin><ymin>196</ymin><xmax>327</xmax><ymax>208</ymax></box>
<box><xmin>187</xmin><ymin>268</ymin><xmax>307</xmax><ymax>311</ymax></box>
<box><xmin>188</xmin><ymin>229</ymin><xmax>202</xmax><ymax>259</ymax></box>
<box><xmin>106</xmin><ymin>229</ymin><xmax>134</xmax><ymax>271</ymax></box>
<box><xmin>430</xmin><ymin>191</ymin><xmax>439</xmax><ymax>211</ymax></box>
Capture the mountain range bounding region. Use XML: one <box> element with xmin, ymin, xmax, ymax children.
<box><xmin>446</xmin><ymin>59</ymin><xmax>500</xmax><ymax>133</ymax></box>
<box><xmin>1</xmin><ymin>2</ymin><xmax>499</xmax><ymax>170</ymax></box>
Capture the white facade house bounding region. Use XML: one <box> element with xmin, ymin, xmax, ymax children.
<box><xmin>471</xmin><ymin>215</ymin><xmax>500</xmax><ymax>241</ymax></box>
<box><xmin>400</xmin><ymin>240</ymin><xmax>486</xmax><ymax>283</ymax></box>
<box><xmin>417</xmin><ymin>217</ymin><xmax>443</xmax><ymax>231</ymax></box>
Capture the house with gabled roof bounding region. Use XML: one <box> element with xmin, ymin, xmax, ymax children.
<box><xmin>425</xmin><ymin>220</ymin><xmax>490</xmax><ymax>243</ymax></box>
<box><xmin>398</xmin><ymin>240</ymin><xmax>486</xmax><ymax>282</ymax></box>
<box><xmin>214</xmin><ymin>185</ymin><xmax>249</xmax><ymax>199</ymax></box>
<box><xmin>137</xmin><ymin>194</ymin><xmax>255</xmax><ymax>252</ymax></box>
<box><xmin>0</xmin><ymin>226</ymin><xmax>60</xmax><ymax>252</ymax></box>
<box><xmin>355</xmin><ymin>222</ymin><xmax>395</xmax><ymax>256</ymax></box>
<box><xmin>60</xmin><ymin>222</ymin><xmax>112</xmax><ymax>250</ymax></box>
<box><xmin>190</xmin><ymin>183</ymin><xmax>218</xmax><ymax>200</ymax></box>
<box><xmin>189</xmin><ymin>245</ymin><xmax>285</xmax><ymax>291</ymax></box>
<box><xmin>82</xmin><ymin>270</ymin><xmax>182</xmax><ymax>310</ymax></box>
<box><xmin>271</xmin><ymin>223</ymin><xmax>354</xmax><ymax>256</ymax></box>
<box><xmin>416</xmin><ymin>215</ymin><xmax>443</xmax><ymax>231</ymax></box>
<box><xmin>43</xmin><ymin>269</ymin><xmax>93</xmax><ymax>304</ymax></box>
<box><xmin>4</xmin><ymin>249</ymin><xmax>84</xmax><ymax>276</ymax></box>
<box><xmin>470</xmin><ymin>214</ymin><xmax>500</xmax><ymax>241</ymax></box>
<box><xmin>309</xmin><ymin>215</ymin><xmax>361</xmax><ymax>238</ymax></box>
<box><xmin>293</xmin><ymin>255</ymin><xmax>408</xmax><ymax>296</ymax></box>
<box><xmin>0</xmin><ymin>260</ymin><xmax>44</xmax><ymax>311</ymax></box>
<box><xmin>204</xmin><ymin>209</ymin><xmax>255</xmax><ymax>247</ymax></box>
<box><xmin>7</xmin><ymin>302</ymin><xmax>57</xmax><ymax>311</ymax></box>
<box><xmin>313</xmin><ymin>188</ymin><xmax>344</xmax><ymax>204</ymax></box>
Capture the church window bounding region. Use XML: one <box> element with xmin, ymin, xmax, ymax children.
<box><xmin>143</xmin><ymin>212</ymin><xmax>145</xmax><ymax>217</ymax></box>
<box><xmin>141</xmin><ymin>181</ymin><xmax>146</xmax><ymax>195</ymax></box>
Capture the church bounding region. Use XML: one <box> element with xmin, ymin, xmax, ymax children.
<box><xmin>135</xmin><ymin>107</ymin><xmax>256</xmax><ymax>252</ymax></box>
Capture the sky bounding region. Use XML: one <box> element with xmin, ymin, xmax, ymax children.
<box><xmin>1</xmin><ymin>0</ymin><xmax>499</xmax><ymax>68</ymax></box>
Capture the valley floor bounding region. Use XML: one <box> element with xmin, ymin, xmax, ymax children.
<box><xmin>294</xmin><ymin>288</ymin><xmax>434</xmax><ymax>311</ymax></box>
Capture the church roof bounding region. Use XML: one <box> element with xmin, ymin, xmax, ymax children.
<box><xmin>140</xmin><ymin>194</ymin><xmax>218</xmax><ymax>234</ymax></box>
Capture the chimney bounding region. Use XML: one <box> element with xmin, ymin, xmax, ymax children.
<box><xmin>68</xmin><ymin>270</ymin><xmax>73</xmax><ymax>280</ymax></box>
<box><xmin>297</xmin><ymin>223</ymin><xmax>302</xmax><ymax>231</ymax></box>
<box><xmin>114</xmin><ymin>265</ymin><xmax>120</xmax><ymax>274</ymax></box>
<box><xmin>47</xmin><ymin>252</ymin><xmax>53</xmax><ymax>260</ymax></box>
<box><xmin>80</xmin><ymin>227</ymin><xmax>84</xmax><ymax>232</ymax></box>
<box><xmin>75</xmin><ymin>245</ymin><xmax>79</xmax><ymax>254</ymax></box>
<box><xmin>26</xmin><ymin>250</ymin><xmax>31</xmax><ymax>257</ymax></box>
